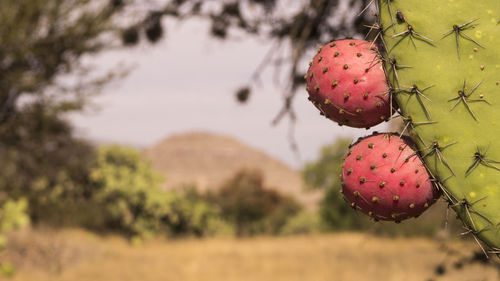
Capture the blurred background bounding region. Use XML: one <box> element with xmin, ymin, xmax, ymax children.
<box><xmin>0</xmin><ymin>0</ymin><xmax>498</xmax><ymax>280</ymax></box>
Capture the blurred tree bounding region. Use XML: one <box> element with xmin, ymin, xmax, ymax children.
<box><xmin>303</xmin><ymin>138</ymin><xmax>351</xmax><ymax>190</ymax></box>
<box><xmin>0</xmin><ymin>103</ymin><xmax>94</xmax><ymax>225</ymax></box>
<box><xmin>0</xmin><ymin>0</ymin><xmax>139</xmax><ymax>222</ymax></box>
<box><xmin>0</xmin><ymin>0</ymin><xmax>112</xmax><ymax>252</ymax></box>
<box><xmin>0</xmin><ymin>0</ymin><xmax>135</xmax><ymax>122</ymax></box>
<box><xmin>88</xmin><ymin>145</ymin><xmax>225</xmax><ymax>239</ymax></box>
<box><xmin>213</xmin><ymin>169</ymin><xmax>301</xmax><ymax>236</ymax></box>
<box><xmin>167</xmin><ymin>185</ymin><xmax>233</xmax><ymax>237</ymax></box>
<box><xmin>88</xmin><ymin>145</ymin><xmax>167</xmax><ymax>238</ymax></box>
<box><xmin>303</xmin><ymin>138</ymin><xmax>369</xmax><ymax>230</ymax></box>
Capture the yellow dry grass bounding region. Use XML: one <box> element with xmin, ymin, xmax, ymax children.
<box><xmin>4</xmin><ymin>230</ymin><xmax>499</xmax><ymax>281</ymax></box>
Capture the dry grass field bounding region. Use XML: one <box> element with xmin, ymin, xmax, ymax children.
<box><xmin>2</xmin><ymin>229</ymin><xmax>499</xmax><ymax>281</ymax></box>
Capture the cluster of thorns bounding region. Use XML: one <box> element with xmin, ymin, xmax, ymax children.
<box><xmin>359</xmin><ymin>0</ymin><xmax>500</xmax><ymax>258</ymax></box>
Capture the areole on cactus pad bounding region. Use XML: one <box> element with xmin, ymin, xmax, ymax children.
<box><xmin>376</xmin><ymin>0</ymin><xmax>500</xmax><ymax>250</ymax></box>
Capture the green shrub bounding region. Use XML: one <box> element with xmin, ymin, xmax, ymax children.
<box><xmin>88</xmin><ymin>145</ymin><xmax>224</xmax><ymax>239</ymax></box>
<box><xmin>88</xmin><ymin>145</ymin><xmax>169</xmax><ymax>238</ymax></box>
<box><xmin>0</xmin><ymin>199</ymin><xmax>29</xmax><ymax>235</ymax></box>
<box><xmin>212</xmin><ymin>170</ymin><xmax>301</xmax><ymax>236</ymax></box>
<box><xmin>0</xmin><ymin>198</ymin><xmax>30</xmax><ymax>276</ymax></box>
<box><xmin>303</xmin><ymin>139</ymin><xmax>370</xmax><ymax>231</ymax></box>
<box><xmin>280</xmin><ymin>211</ymin><xmax>321</xmax><ymax>235</ymax></box>
<box><xmin>165</xmin><ymin>186</ymin><xmax>233</xmax><ymax>237</ymax></box>
<box><xmin>319</xmin><ymin>185</ymin><xmax>370</xmax><ymax>231</ymax></box>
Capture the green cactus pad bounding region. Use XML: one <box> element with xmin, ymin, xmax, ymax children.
<box><xmin>378</xmin><ymin>0</ymin><xmax>500</xmax><ymax>250</ymax></box>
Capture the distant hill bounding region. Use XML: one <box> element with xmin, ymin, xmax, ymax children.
<box><xmin>143</xmin><ymin>132</ymin><xmax>320</xmax><ymax>209</ymax></box>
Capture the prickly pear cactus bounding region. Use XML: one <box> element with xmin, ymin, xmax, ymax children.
<box><xmin>377</xmin><ymin>0</ymin><xmax>500</xmax><ymax>250</ymax></box>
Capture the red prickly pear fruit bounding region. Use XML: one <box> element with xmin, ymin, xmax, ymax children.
<box><xmin>341</xmin><ymin>133</ymin><xmax>439</xmax><ymax>222</ymax></box>
<box><xmin>306</xmin><ymin>39</ymin><xmax>391</xmax><ymax>128</ymax></box>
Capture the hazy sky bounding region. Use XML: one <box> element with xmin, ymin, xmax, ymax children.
<box><xmin>70</xmin><ymin>19</ymin><xmax>388</xmax><ymax>169</ymax></box>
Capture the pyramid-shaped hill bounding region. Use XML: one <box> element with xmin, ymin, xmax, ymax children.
<box><xmin>143</xmin><ymin>132</ymin><xmax>320</xmax><ymax>209</ymax></box>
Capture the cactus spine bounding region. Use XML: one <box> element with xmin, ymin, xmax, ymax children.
<box><xmin>378</xmin><ymin>0</ymin><xmax>500</xmax><ymax>250</ymax></box>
